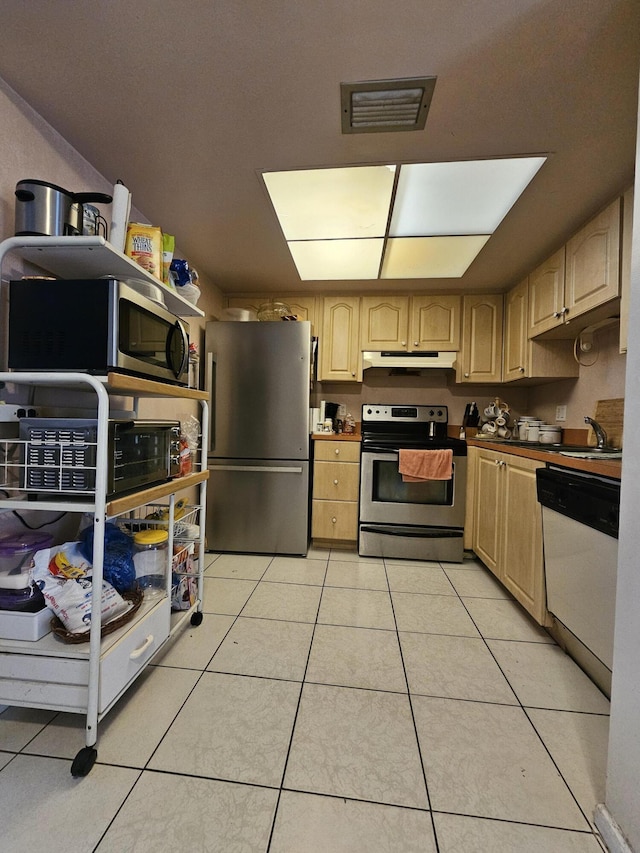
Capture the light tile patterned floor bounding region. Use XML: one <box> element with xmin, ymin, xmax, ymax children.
<box><xmin>0</xmin><ymin>549</ymin><xmax>609</xmax><ymax>852</ymax></box>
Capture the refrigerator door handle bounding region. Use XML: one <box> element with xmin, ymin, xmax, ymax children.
<box><xmin>209</xmin><ymin>464</ymin><xmax>304</xmax><ymax>474</ymax></box>
<box><xmin>206</xmin><ymin>350</ymin><xmax>215</xmax><ymax>453</ymax></box>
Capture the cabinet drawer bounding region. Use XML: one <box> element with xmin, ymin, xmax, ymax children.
<box><xmin>313</xmin><ymin>461</ymin><xmax>360</xmax><ymax>501</ymax></box>
<box><xmin>99</xmin><ymin>600</ymin><xmax>170</xmax><ymax>713</ymax></box>
<box><xmin>314</xmin><ymin>441</ymin><xmax>361</xmax><ymax>463</ymax></box>
<box><xmin>312</xmin><ymin>499</ymin><xmax>358</xmax><ymax>541</ymax></box>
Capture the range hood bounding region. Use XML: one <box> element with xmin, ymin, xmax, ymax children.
<box><xmin>362</xmin><ymin>351</ymin><xmax>457</xmax><ymax>370</ymax></box>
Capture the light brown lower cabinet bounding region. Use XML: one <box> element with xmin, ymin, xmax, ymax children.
<box><xmin>312</xmin><ymin>440</ymin><xmax>360</xmax><ymax>545</ymax></box>
<box><xmin>469</xmin><ymin>446</ymin><xmax>551</xmax><ymax>626</ymax></box>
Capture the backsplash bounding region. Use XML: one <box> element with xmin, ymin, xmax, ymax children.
<box><xmin>316</xmin><ymin>321</ymin><xmax>626</xmax><ymax>432</ymax></box>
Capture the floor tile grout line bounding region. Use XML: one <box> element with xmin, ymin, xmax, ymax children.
<box><xmin>443</xmin><ymin>558</ymin><xmax>602</xmax><ymax>838</ymax></box>
<box><xmin>264</xmin><ymin>557</ymin><xmax>329</xmax><ymax>853</ymax></box>
<box><xmin>91</xmin><ymin>767</ymin><xmax>145</xmax><ymax>853</ymax></box>
<box><xmin>382</xmin><ymin>556</ymin><xmax>442</xmax><ymax>852</ymax></box>
<box><xmin>389</xmin><ymin>556</ymin><xmax>603</xmax><ymax>844</ymax></box>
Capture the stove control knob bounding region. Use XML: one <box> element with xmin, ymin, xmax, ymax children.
<box><xmin>429</xmin><ymin>409</ymin><xmax>435</xmax><ymax>417</ymax></box>
<box><xmin>366</xmin><ymin>408</ymin><xmax>372</xmax><ymax>415</ymax></box>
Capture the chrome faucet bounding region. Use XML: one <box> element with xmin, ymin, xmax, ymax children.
<box><xmin>584</xmin><ymin>416</ymin><xmax>608</xmax><ymax>449</ymax></box>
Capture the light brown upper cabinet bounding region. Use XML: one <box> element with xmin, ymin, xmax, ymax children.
<box><xmin>619</xmin><ymin>186</ymin><xmax>634</xmax><ymax>354</ymax></box>
<box><xmin>227</xmin><ymin>295</ymin><xmax>318</xmax><ymax>333</ymax></box>
<box><xmin>503</xmin><ymin>278</ymin><xmax>578</xmax><ymax>383</ymax></box>
<box><xmin>319</xmin><ymin>296</ymin><xmax>362</xmax><ymax>382</ymax></box>
<box><xmin>360</xmin><ymin>296</ymin><xmax>410</xmax><ymax>350</ymax></box>
<box><xmin>456</xmin><ymin>294</ymin><xmax>503</xmax><ymax>383</ymax></box>
<box><xmin>360</xmin><ymin>295</ymin><xmax>461</xmax><ymax>351</ymax></box>
<box><xmin>529</xmin><ymin>198</ymin><xmax>621</xmax><ymax>338</ymax></box>
<box><xmin>410</xmin><ymin>295</ymin><xmax>461</xmax><ymax>350</ymax></box>
<box><xmin>503</xmin><ymin>279</ymin><xmax>529</xmax><ymax>381</ymax></box>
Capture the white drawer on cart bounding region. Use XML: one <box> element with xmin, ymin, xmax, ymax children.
<box><xmin>99</xmin><ymin>599</ymin><xmax>170</xmax><ymax>713</ymax></box>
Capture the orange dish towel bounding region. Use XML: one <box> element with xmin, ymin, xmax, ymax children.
<box><xmin>398</xmin><ymin>448</ymin><xmax>453</xmax><ymax>482</ymax></box>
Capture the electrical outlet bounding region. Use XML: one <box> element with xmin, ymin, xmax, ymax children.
<box><xmin>555</xmin><ymin>405</ymin><xmax>567</xmax><ymax>422</ymax></box>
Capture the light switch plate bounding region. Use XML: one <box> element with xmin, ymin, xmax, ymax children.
<box><xmin>555</xmin><ymin>405</ymin><xmax>567</xmax><ymax>422</ymax></box>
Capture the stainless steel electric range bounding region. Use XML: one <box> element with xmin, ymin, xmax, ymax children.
<box><xmin>358</xmin><ymin>404</ymin><xmax>467</xmax><ymax>562</ymax></box>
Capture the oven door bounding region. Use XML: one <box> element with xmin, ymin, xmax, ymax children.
<box><xmin>359</xmin><ymin>450</ymin><xmax>467</xmax><ymax>529</ymax></box>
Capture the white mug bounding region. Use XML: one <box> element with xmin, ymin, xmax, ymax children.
<box><xmin>527</xmin><ymin>424</ymin><xmax>540</xmax><ymax>442</ymax></box>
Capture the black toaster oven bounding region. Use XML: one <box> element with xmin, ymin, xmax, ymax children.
<box><xmin>19</xmin><ymin>418</ymin><xmax>181</xmax><ymax>497</ymax></box>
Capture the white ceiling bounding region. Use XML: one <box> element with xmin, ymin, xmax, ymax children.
<box><xmin>0</xmin><ymin>0</ymin><xmax>637</xmax><ymax>296</ymax></box>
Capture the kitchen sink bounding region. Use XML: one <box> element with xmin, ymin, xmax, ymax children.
<box><xmin>489</xmin><ymin>440</ymin><xmax>622</xmax><ymax>457</ymax></box>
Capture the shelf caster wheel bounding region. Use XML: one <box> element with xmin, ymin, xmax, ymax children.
<box><xmin>71</xmin><ymin>746</ymin><xmax>97</xmax><ymax>778</ymax></box>
<box><xmin>190</xmin><ymin>611</ymin><xmax>203</xmax><ymax>627</ymax></box>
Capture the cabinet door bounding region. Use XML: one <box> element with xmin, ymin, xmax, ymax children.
<box><xmin>501</xmin><ymin>456</ymin><xmax>548</xmax><ymax>625</ymax></box>
<box><xmin>619</xmin><ymin>186</ymin><xmax>634</xmax><ymax>354</ymax></box>
<box><xmin>226</xmin><ymin>297</ymin><xmax>262</xmax><ymax>316</ymax></box>
<box><xmin>565</xmin><ymin>197</ymin><xmax>621</xmax><ymax>320</ymax></box>
<box><xmin>528</xmin><ymin>248</ymin><xmax>566</xmax><ymax>337</ymax></box>
<box><xmin>360</xmin><ymin>296</ymin><xmax>409</xmax><ymax>350</ymax></box>
<box><xmin>319</xmin><ymin>297</ymin><xmax>362</xmax><ymax>381</ymax></box>
<box><xmin>227</xmin><ymin>295</ymin><xmax>317</xmax><ymax>332</ymax></box>
<box><xmin>456</xmin><ymin>295</ymin><xmax>503</xmax><ymax>383</ymax></box>
<box><xmin>472</xmin><ymin>449</ymin><xmax>503</xmax><ymax>577</ymax></box>
<box><xmin>410</xmin><ymin>295</ymin><xmax>461</xmax><ymax>351</ymax></box>
<box><xmin>281</xmin><ymin>296</ymin><xmax>318</xmax><ymax>333</ymax></box>
<box><xmin>503</xmin><ymin>279</ymin><xmax>529</xmax><ymax>381</ymax></box>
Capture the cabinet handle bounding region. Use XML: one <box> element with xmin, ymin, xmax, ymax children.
<box><xmin>464</xmin><ymin>372</ymin><xmax>470</xmax><ymax>378</ymax></box>
<box><xmin>335</xmin><ymin>449</ymin><xmax>340</xmax><ymax>455</ymax></box>
<box><xmin>401</xmin><ymin>341</ymin><xmax>407</xmax><ymax>347</ymax></box>
<box><xmin>130</xmin><ymin>635</ymin><xmax>154</xmax><ymax>660</ymax></box>
<box><xmin>413</xmin><ymin>342</ymin><xmax>419</xmax><ymax>347</ymax></box>
<box><xmin>519</xmin><ymin>366</ymin><xmax>525</xmax><ymax>373</ymax></box>
<box><xmin>553</xmin><ymin>311</ymin><xmax>560</xmax><ymax>318</ymax></box>
<box><xmin>331</xmin><ymin>517</ymin><xmax>337</xmax><ymax>524</ymax></box>
<box><xmin>333</xmin><ymin>479</ymin><xmax>339</xmax><ymax>485</ymax></box>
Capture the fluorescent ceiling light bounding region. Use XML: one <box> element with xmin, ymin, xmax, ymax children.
<box><xmin>262</xmin><ymin>166</ymin><xmax>395</xmax><ymax>240</ymax></box>
<box><xmin>262</xmin><ymin>156</ymin><xmax>546</xmax><ymax>280</ymax></box>
<box><xmin>288</xmin><ymin>239</ymin><xmax>383</xmax><ymax>280</ymax></box>
<box><xmin>390</xmin><ymin>158</ymin><xmax>546</xmax><ymax>236</ymax></box>
<box><xmin>381</xmin><ymin>236</ymin><xmax>491</xmax><ymax>279</ymax></box>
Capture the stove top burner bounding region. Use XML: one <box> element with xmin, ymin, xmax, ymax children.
<box><xmin>361</xmin><ymin>403</ymin><xmax>466</xmax><ymax>454</ymax></box>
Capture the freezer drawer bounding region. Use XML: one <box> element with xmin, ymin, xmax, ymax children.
<box><xmin>207</xmin><ymin>459</ymin><xmax>309</xmax><ymax>555</ymax></box>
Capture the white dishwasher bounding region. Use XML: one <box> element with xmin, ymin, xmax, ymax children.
<box><xmin>536</xmin><ymin>465</ymin><xmax>619</xmax><ymax>693</ymax></box>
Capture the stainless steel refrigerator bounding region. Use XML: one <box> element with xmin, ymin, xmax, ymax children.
<box><xmin>205</xmin><ymin>320</ymin><xmax>311</xmax><ymax>555</ymax></box>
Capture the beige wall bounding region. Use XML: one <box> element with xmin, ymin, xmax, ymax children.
<box><xmin>315</xmin><ymin>322</ymin><xmax>626</xmax><ymax>434</ymax></box>
<box><xmin>528</xmin><ymin>323</ymin><xmax>626</xmax><ymax>432</ymax></box>
<box><xmin>0</xmin><ymin>75</ymin><xmax>224</xmax><ymax>400</ymax></box>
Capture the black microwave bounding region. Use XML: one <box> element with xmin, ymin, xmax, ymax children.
<box><xmin>8</xmin><ymin>278</ymin><xmax>190</xmax><ymax>385</ymax></box>
<box><xmin>19</xmin><ymin>418</ymin><xmax>181</xmax><ymax>496</ymax></box>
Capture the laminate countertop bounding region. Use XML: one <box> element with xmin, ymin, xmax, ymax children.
<box><xmin>467</xmin><ymin>437</ymin><xmax>622</xmax><ymax>480</ymax></box>
<box><xmin>311</xmin><ymin>431</ymin><xmax>361</xmax><ymax>442</ymax></box>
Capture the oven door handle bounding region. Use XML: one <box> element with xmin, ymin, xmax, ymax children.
<box><xmin>360</xmin><ymin>525</ymin><xmax>462</xmax><ymax>539</ymax></box>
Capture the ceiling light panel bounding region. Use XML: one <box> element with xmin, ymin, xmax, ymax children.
<box><xmin>381</xmin><ymin>235</ymin><xmax>491</xmax><ymax>279</ymax></box>
<box><xmin>288</xmin><ymin>239</ymin><xmax>383</xmax><ymax>280</ymax></box>
<box><xmin>389</xmin><ymin>157</ymin><xmax>546</xmax><ymax>236</ymax></box>
<box><xmin>263</xmin><ymin>166</ymin><xmax>395</xmax><ymax>240</ymax></box>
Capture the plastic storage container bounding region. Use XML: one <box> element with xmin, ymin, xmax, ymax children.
<box><xmin>133</xmin><ymin>529</ymin><xmax>169</xmax><ymax>599</ymax></box>
<box><xmin>0</xmin><ymin>531</ymin><xmax>53</xmax><ymax>590</ymax></box>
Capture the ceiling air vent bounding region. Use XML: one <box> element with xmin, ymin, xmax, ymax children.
<box><xmin>340</xmin><ymin>77</ymin><xmax>436</xmax><ymax>134</ymax></box>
